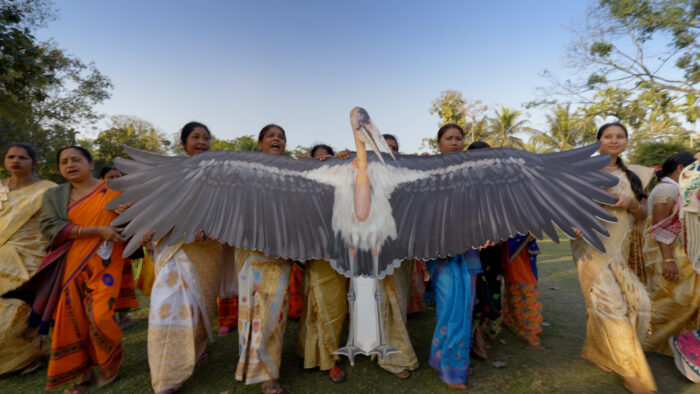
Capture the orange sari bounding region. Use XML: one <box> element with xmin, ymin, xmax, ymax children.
<box><xmin>46</xmin><ymin>183</ymin><xmax>126</xmax><ymax>389</ymax></box>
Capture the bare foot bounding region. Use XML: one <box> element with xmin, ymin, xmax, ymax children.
<box><xmin>446</xmin><ymin>382</ymin><xmax>467</xmax><ymax>390</ymax></box>
<box><xmin>394</xmin><ymin>369</ymin><xmax>410</xmax><ymax>379</ymax></box>
<box><xmin>261</xmin><ymin>379</ymin><xmax>283</xmax><ymax>394</ymax></box>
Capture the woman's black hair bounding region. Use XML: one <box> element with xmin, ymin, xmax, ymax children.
<box><xmin>656</xmin><ymin>152</ymin><xmax>695</xmax><ymax>180</ymax></box>
<box><xmin>56</xmin><ymin>146</ymin><xmax>93</xmax><ymax>164</ymax></box>
<box><xmin>180</xmin><ymin>122</ymin><xmax>211</xmax><ymax>146</ymax></box>
<box><xmin>467</xmin><ymin>141</ymin><xmax>490</xmax><ymax>150</ymax></box>
<box><xmin>596</xmin><ymin>122</ymin><xmax>647</xmax><ymax>201</ymax></box>
<box><xmin>311</xmin><ymin>144</ymin><xmax>334</xmax><ymax>157</ymax></box>
<box><xmin>437</xmin><ymin>123</ymin><xmax>464</xmax><ymax>142</ymax></box>
<box><xmin>383</xmin><ymin>134</ymin><xmax>398</xmax><ymax>149</ymax></box>
<box><xmin>4</xmin><ymin>142</ymin><xmax>38</xmax><ymax>164</ymax></box>
<box><xmin>258</xmin><ymin>124</ymin><xmax>286</xmax><ymax>142</ymax></box>
<box><xmin>99</xmin><ymin>165</ymin><xmax>117</xmax><ymax>179</ymax></box>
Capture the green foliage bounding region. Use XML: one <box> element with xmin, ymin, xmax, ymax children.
<box><xmin>0</xmin><ymin>0</ymin><xmax>112</xmax><ymax>183</ymax></box>
<box><xmin>210</xmin><ymin>135</ymin><xmax>258</xmax><ymax>152</ymax></box>
<box><xmin>627</xmin><ymin>139</ymin><xmax>697</xmax><ymax>168</ymax></box>
<box><xmin>287</xmin><ymin>145</ymin><xmax>310</xmax><ymax>156</ymax></box>
<box><xmin>589</xmin><ymin>41</ymin><xmax>613</xmax><ymax>57</ymax></box>
<box><xmin>528</xmin><ymin>104</ymin><xmax>598</xmax><ymax>153</ymax></box>
<box><xmin>485</xmin><ymin>106</ymin><xmax>529</xmax><ymax>149</ymax></box>
<box><xmin>534</xmin><ymin>0</ymin><xmax>698</xmax><ymax>154</ymax></box>
<box><xmin>597</xmin><ymin>0</ymin><xmax>699</xmax><ymax>90</ymax></box>
<box><xmin>424</xmin><ymin>90</ymin><xmax>488</xmax><ymax>153</ymax></box>
<box><xmin>87</xmin><ymin>115</ymin><xmax>171</xmax><ymax>173</ymax></box>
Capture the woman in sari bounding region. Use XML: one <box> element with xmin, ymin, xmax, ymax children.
<box><xmin>503</xmin><ymin>234</ymin><xmax>543</xmax><ymax>348</ymax></box>
<box><xmin>235</xmin><ymin>124</ymin><xmax>296</xmax><ymax>394</ymax></box>
<box><xmin>571</xmin><ymin>122</ymin><xmax>656</xmax><ymax>393</ymax></box>
<box><xmin>6</xmin><ymin>146</ymin><xmax>128</xmax><ymax>393</ymax></box>
<box><xmin>426</xmin><ymin>124</ymin><xmax>483</xmax><ymax>390</ymax></box>
<box><xmin>0</xmin><ymin>143</ymin><xmax>55</xmax><ymax>376</ymax></box>
<box><xmin>100</xmin><ymin>166</ymin><xmax>138</xmax><ymax>330</ymax></box>
<box><xmin>296</xmin><ymin>144</ymin><xmax>350</xmax><ymax>384</ymax></box>
<box><xmin>643</xmin><ymin>152</ymin><xmax>700</xmax><ymax>354</ymax></box>
<box><xmin>146</xmin><ymin>122</ymin><xmax>224</xmax><ymax>394</ymax></box>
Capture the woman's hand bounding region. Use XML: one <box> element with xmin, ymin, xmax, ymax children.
<box><xmin>141</xmin><ymin>230</ymin><xmax>154</xmax><ymax>255</ymax></box>
<box><xmin>98</xmin><ymin>226</ymin><xmax>126</xmax><ymax>243</ymax></box>
<box><xmin>335</xmin><ymin>149</ymin><xmax>351</xmax><ymax>160</ymax></box>
<box><xmin>194</xmin><ymin>229</ymin><xmax>219</xmax><ymax>242</ymax></box>
<box><xmin>662</xmin><ymin>259</ymin><xmax>680</xmax><ymax>282</ymax></box>
<box><xmin>572</xmin><ymin>228</ymin><xmax>584</xmax><ymax>239</ymax></box>
<box><xmin>479</xmin><ymin>240</ymin><xmax>493</xmax><ymax>249</ymax></box>
<box><xmin>610</xmin><ymin>192</ymin><xmax>634</xmax><ymax>210</ymax></box>
<box><xmin>114</xmin><ymin>203</ymin><xmax>131</xmax><ymax>215</ymax></box>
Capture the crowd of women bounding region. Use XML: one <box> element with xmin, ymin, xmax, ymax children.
<box><xmin>0</xmin><ymin>120</ymin><xmax>699</xmax><ymax>394</ymax></box>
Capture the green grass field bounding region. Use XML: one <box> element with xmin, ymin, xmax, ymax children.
<box><xmin>2</xmin><ymin>238</ymin><xmax>698</xmax><ymax>393</ymax></box>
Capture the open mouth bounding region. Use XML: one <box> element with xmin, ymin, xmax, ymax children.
<box><xmin>66</xmin><ymin>169</ymin><xmax>79</xmax><ymax>176</ymax></box>
<box><xmin>270</xmin><ymin>143</ymin><xmax>282</xmax><ymax>151</ymax></box>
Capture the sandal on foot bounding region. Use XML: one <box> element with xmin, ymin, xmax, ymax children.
<box><xmin>328</xmin><ymin>366</ymin><xmax>346</xmax><ymax>384</ymax></box>
<box><xmin>394</xmin><ymin>369</ymin><xmax>411</xmax><ymax>379</ymax></box>
<box><xmin>261</xmin><ymin>380</ymin><xmax>283</xmax><ymax>394</ymax></box>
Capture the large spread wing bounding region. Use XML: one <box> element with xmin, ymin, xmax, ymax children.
<box><xmin>380</xmin><ymin>143</ymin><xmax>617</xmax><ymax>259</ymax></box>
<box><xmin>107</xmin><ymin>147</ymin><xmax>343</xmax><ymax>259</ymax></box>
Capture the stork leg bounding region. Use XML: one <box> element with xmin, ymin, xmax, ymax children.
<box><xmin>333</xmin><ymin>248</ymin><xmax>365</xmax><ymax>365</ymax></box>
<box><xmin>368</xmin><ymin>249</ymin><xmax>400</xmax><ymax>360</ymax></box>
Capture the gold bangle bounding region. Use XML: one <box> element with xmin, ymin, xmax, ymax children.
<box><xmin>77</xmin><ymin>226</ymin><xmax>82</xmax><ymax>238</ymax></box>
<box><xmin>663</xmin><ymin>258</ymin><xmax>675</xmax><ymax>263</ymax></box>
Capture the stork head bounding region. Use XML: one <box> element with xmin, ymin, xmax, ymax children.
<box><xmin>350</xmin><ymin>107</ymin><xmax>396</xmax><ymax>164</ymax></box>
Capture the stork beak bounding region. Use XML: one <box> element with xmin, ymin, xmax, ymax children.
<box><xmin>350</xmin><ymin>107</ymin><xmax>396</xmax><ymax>164</ymax></box>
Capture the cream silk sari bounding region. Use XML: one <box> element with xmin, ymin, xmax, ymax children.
<box><xmin>571</xmin><ymin>166</ymin><xmax>656</xmax><ymax>392</ymax></box>
<box><xmin>147</xmin><ymin>239</ymin><xmax>223</xmax><ymax>392</ymax></box>
<box><xmin>0</xmin><ymin>180</ymin><xmax>55</xmax><ymax>374</ymax></box>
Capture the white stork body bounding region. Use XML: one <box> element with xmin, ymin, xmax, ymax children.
<box><xmin>305</xmin><ymin>162</ymin><xmax>425</xmax><ymax>254</ymax></box>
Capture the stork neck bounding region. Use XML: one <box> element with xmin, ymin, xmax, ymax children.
<box><xmin>354</xmin><ymin>136</ymin><xmax>368</xmax><ymax>171</ymax></box>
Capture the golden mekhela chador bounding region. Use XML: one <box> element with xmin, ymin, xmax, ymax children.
<box><xmin>374</xmin><ymin>259</ymin><xmax>419</xmax><ymax>374</ymax></box>
<box><xmin>235</xmin><ymin>248</ymin><xmax>292</xmax><ymax>385</ymax></box>
<box><xmin>570</xmin><ymin>164</ymin><xmax>656</xmax><ymax>392</ymax></box>
<box><xmin>147</xmin><ymin>239</ymin><xmax>223</xmax><ymax>392</ymax></box>
<box><xmin>297</xmin><ymin>259</ymin><xmax>349</xmax><ymax>371</ymax></box>
<box><xmin>643</xmin><ymin>164</ymin><xmax>700</xmax><ymax>354</ymax></box>
<box><xmin>0</xmin><ymin>179</ymin><xmax>55</xmax><ymax>374</ymax></box>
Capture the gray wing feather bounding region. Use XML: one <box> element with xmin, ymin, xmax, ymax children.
<box><xmin>384</xmin><ymin>143</ymin><xmax>617</xmax><ymax>259</ymax></box>
<box><xmin>108</xmin><ymin>148</ymin><xmax>337</xmax><ymax>259</ymax></box>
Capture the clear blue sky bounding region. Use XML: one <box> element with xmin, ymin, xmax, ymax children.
<box><xmin>36</xmin><ymin>0</ymin><xmax>591</xmax><ymax>153</ymax></box>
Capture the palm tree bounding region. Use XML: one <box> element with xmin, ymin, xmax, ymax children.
<box><xmin>527</xmin><ymin>104</ymin><xmax>597</xmax><ymax>153</ymax></box>
<box><xmin>485</xmin><ymin>106</ymin><xmax>529</xmax><ymax>148</ymax></box>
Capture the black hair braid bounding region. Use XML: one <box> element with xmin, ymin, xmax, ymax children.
<box><xmin>615</xmin><ymin>157</ymin><xmax>647</xmax><ymax>201</ymax></box>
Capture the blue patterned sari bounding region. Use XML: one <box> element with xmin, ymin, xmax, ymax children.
<box><xmin>426</xmin><ymin>250</ymin><xmax>482</xmax><ymax>384</ymax></box>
